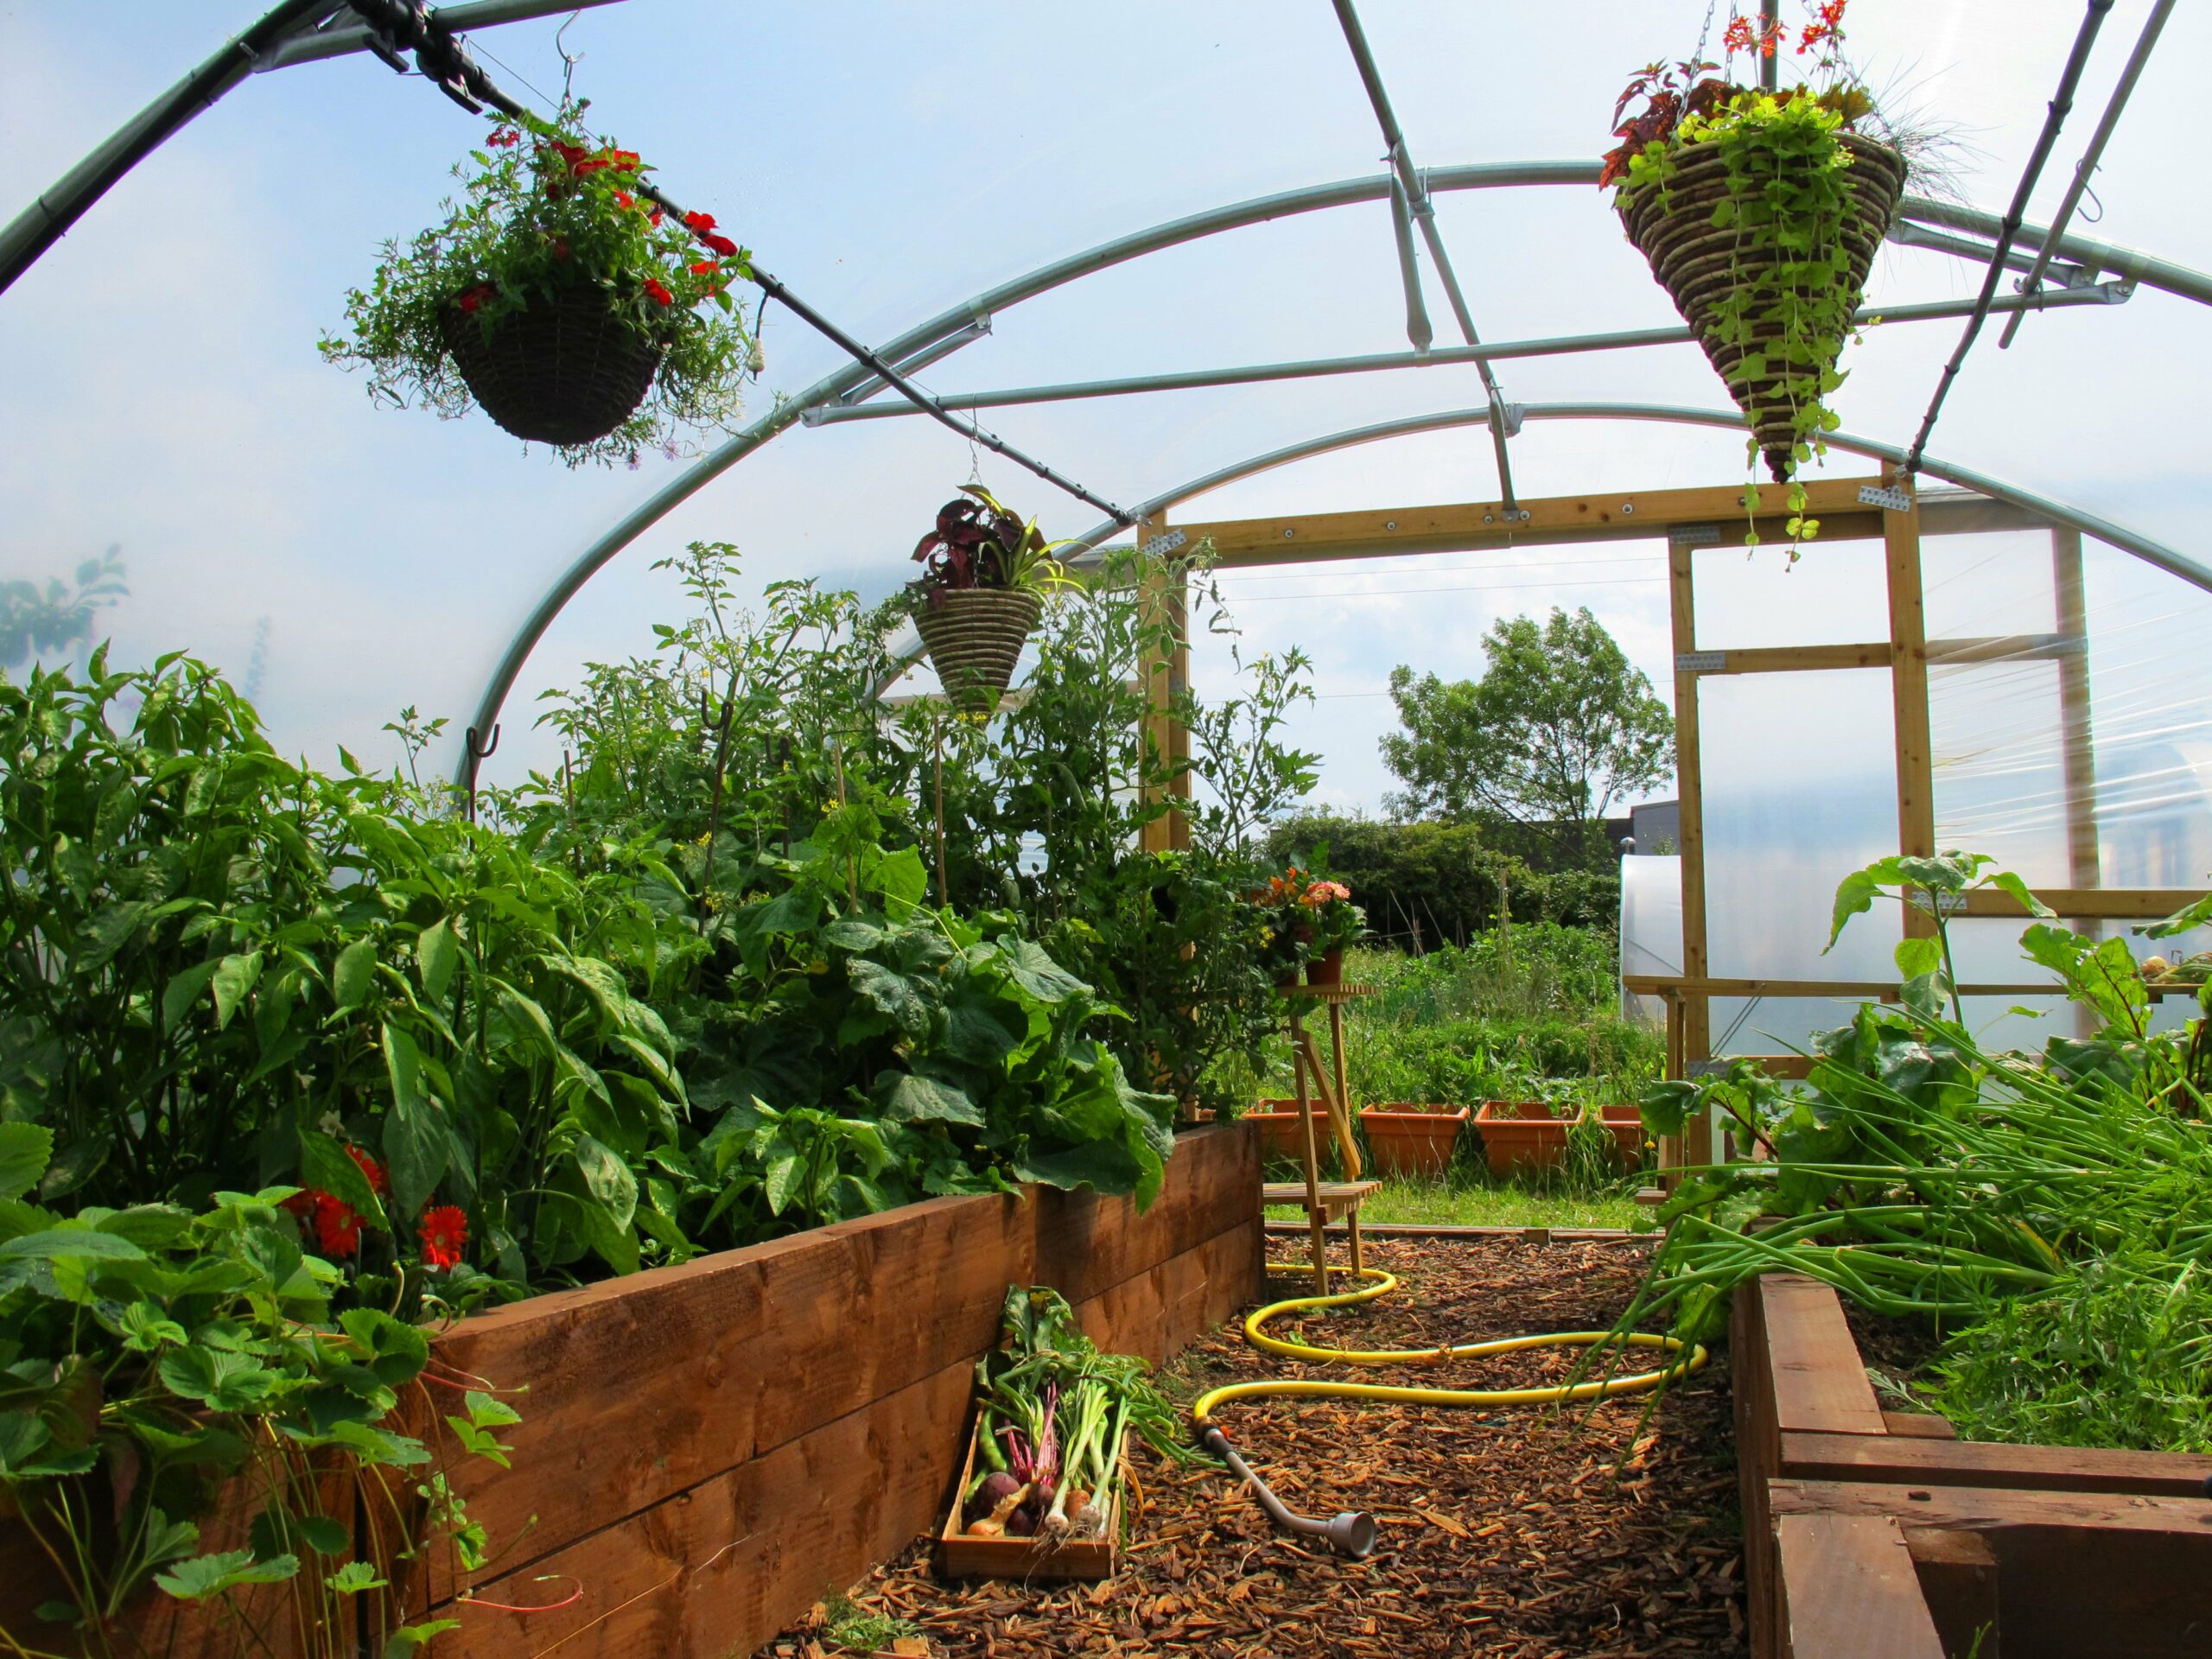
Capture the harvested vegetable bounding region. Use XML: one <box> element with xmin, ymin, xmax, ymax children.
<box><xmin>959</xmin><ymin>1284</ymin><xmax>1205</xmax><ymax>1544</ymax></box>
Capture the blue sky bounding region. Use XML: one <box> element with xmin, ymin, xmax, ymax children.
<box><xmin>3</xmin><ymin>0</ymin><xmax>2209</xmax><ymax>823</ymax></box>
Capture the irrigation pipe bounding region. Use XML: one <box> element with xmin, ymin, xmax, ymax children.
<box><xmin>1191</xmin><ymin>1262</ymin><xmax>1707</xmax><ymax>1558</ymax></box>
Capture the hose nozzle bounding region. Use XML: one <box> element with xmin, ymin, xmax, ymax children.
<box><xmin>1202</xmin><ymin>1426</ymin><xmax>1376</xmax><ymax>1560</ymax></box>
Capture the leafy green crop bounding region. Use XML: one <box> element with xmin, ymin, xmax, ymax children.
<box><xmin>0</xmin><ymin>1131</ymin><xmax>500</xmax><ymax>1657</ymax></box>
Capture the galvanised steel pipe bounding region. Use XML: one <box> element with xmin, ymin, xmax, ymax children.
<box><xmin>0</xmin><ymin>0</ymin><xmax>341</xmax><ymax>297</ymax></box>
<box><xmin>2000</xmin><ymin>0</ymin><xmax>2177</xmax><ymax>348</ymax></box>
<box><xmin>258</xmin><ymin>0</ymin><xmax>628</xmax><ymax>69</ymax></box>
<box><xmin>801</xmin><ymin>283</ymin><xmax>2130</xmax><ymax>427</ymax></box>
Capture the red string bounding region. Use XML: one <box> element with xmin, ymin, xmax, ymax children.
<box><xmin>459</xmin><ymin>1577</ymin><xmax>584</xmax><ymax>1616</ymax></box>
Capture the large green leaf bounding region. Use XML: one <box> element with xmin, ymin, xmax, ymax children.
<box><xmin>330</xmin><ymin>938</ymin><xmax>378</xmax><ymax>1012</ymax></box>
<box><xmin>995</xmin><ymin>940</ymin><xmax>1088</xmax><ymax>1006</ymax></box>
<box><xmin>943</xmin><ymin>988</ymin><xmax>1027</xmax><ymax>1067</ymax></box>
<box><xmin>0</xmin><ymin>1122</ymin><xmax>53</xmax><ymax>1203</ymax></box>
<box><xmin>571</xmin><ymin>1133</ymin><xmax>639</xmax><ymax>1233</ymax></box>
<box><xmin>848</xmin><ymin>958</ymin><xmax>932</xmax><ymax>1039</ymax></box>
<box><xmin>876</xmin><ymin>1072</ymin><xmax>984</xmax><ymax>1128</ymax></box>
<box><xmin>212</xmin><ymin>952</ymin><xmax>263</xmax><ymax>1030</ymax></box>
<box><xmin>1013</xmin><ymin>1140</ymin><xmax>1141</xmax><ymax>1196</ymax></box>
<box><xmin>380</xmin><ymin>1025</ymin><xmax>450</xmax><ymax>1216</ymax></box>
<box><xmin>416</xmin><ymin>916</ymin><xmax>459</xmax><ymax>1000</ymax></box>
<box><xmin>861</xmin><ymin>846</ymin><xmax>927</xmax><ymax>909</ymax></box>
<box><xmin>159</xmin><ymin>1347</ymin><xmax>276</xmax><ymax>1412</ymax></box>
<box><xmin>300</xmin><ymin>1133</ymin><xmax>385</xmax><ymax>1224</ymax></box>
<box><xmin>156</xmin><ymin>1548</ymin><xmax>299</xmax><ymax>1602</ymax></box>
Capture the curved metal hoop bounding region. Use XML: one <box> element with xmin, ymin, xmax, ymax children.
<box><xmin>459</xmin><ymin>163</ymin><xmax>2212</xmax><ymax>779</ymax></box>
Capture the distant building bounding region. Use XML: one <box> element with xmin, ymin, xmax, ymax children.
<box><xmin>1625</xmin><ymin>798</ymin><xmax>1679</xmax><ymax>855</ymax></box>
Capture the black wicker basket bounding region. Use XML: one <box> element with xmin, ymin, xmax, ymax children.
<box><xmin>440</xmin><ymin>280</ymin><xmax>664</xmax><ymax>447</ymax></box>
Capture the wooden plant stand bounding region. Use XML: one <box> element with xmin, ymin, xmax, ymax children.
<box><xmin>1260</xmin><ymin>984</ymin><xmax>1379</xmax><ymax>1294</ymax></box>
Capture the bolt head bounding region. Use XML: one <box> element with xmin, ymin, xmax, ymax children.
<box><xmin>1621</xmin><ymin>503</ymin><xmax>1635</xmax><ymax>515</ymax></box>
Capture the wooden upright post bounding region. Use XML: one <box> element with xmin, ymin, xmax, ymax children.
<box><xmin>2052</xmin><ymin>528</ymin><xmax>2100</xmax><ymax>891</ymax></box>
<box><xmin>1883</xmin><ymin>484</ymin><xmax>1936</xmax><ymax>939</ymax></box>
<box><xmin>1667</xmin><ymin>537</ymin><xmax>1711</xmax><ymax>1173</ymax></box>
<box><xmin>1136</xmin><ymin>514</ymin><xmax>1191</xmax><ymax>854</ymax></box>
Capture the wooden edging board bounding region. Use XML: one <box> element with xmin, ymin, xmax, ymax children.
<box><xmin>1259</xmin><ymin>1220</ymin><xmax>1649</xmax><ymax>1243</ymax></box>
<box><xmin>0</xmin><ymin>1123</ymin><xmax>1263</xmax><ymax>1659</ymax></box>
<box><xmin>1736</xmin><ymin>1273</ymin><xmax>2212</xmax><ymax>1659</ymax></box>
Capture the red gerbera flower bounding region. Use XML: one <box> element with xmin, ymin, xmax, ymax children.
<box><xmin>614</xmin><ymin>190</ymin><xmax>633</xmax><ymax>208</ymax></box>
<box><xmin>648</xmin><ymin>207</ymin><xmax>663</xmax><ymax>226</ymax></box>
<box><xmin>347</xmin><ymin>1145</ymin><xmax>390</xmax><ymax>1195</ymax></box>
<box><xmin>455</xmin><ymin>283</ymin><xmax>495</xmax><ymax>314</ymax></box>
<box><xmin>682</xmin><ymin>210</ymin><xmax>716</xmax><ymax>233</ymax></box>
<box><xmin>643</xmin><ymin>277</ymin><xmax>674</xmax><ymax>306</ymax></box>
<box><xmin>689</xmin><ymin>260</ymin><xmax>719</xmax><ymax>276</ymax></box>
<box><xmin>314</xmin><ymin>1195</ymin><xmax>364</xmax><ymax>1256</ymax></box>
<box><xmin>700</xmin><ymin>232</ymin><xmax>738</xmax><ymax>257</ymax></box>
<box><xmin>420</xmin><ymin>1205</ymin><xmax>469</xmax><ymax>1271</ymax></box>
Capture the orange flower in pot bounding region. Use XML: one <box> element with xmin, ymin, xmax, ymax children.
<box><xmin>1297</xmin><ymin>879</ymin><xmax>1362</xmax><ymax>987</ymax></box>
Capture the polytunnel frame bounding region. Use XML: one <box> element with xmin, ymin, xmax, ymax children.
<box><xmin>459</xmin><ymin>160</ymin><xmax>2212</xmax><ymax>783</ymax></box>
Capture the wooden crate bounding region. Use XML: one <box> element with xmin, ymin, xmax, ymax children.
<box><xmin>936</xmin><ymin>1417</ymin><xmax>1128</xmax><ymax>1582</ymax></box>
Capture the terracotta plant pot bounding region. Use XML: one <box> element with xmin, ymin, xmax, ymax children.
<box><xmin>1243</xmin><ymin>1100</ymin><xmax>1316</xmax><ymax>1164</ymax></box>
<box><xmin>1273</xmin><ymin>963</ymin><xmax>1302</xmax><ymax>990</ymax></box>
<box><xmin>440</xmin><ymin>277</ymin><xmax>665</xmax><ymax>447</ymax></box>
<box><xmin>1617</xmin><ymin>132</ymin><xmax>1905</xmax><ymax>482</ymax></box>
<box><xmin>912</xmin><ymin>588</ymin><xmax>1044</xmax><ymax>714</ymax></box>
<box><xmin>1305</xmin><ymin>945</ymin><xmax>1344</xmax><ymax>987</ymax></box>
<box><xmin>1358</xmin><ymin>1105</ymin><xmax>1470</xmax><ymax>1179</ymax></box>
<box><xmin>1471</xmin><ymin>1102</ymin><xmax>1646</xmax><ymax>1179</ymax></box>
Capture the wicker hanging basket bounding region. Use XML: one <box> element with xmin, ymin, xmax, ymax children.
<box><xmin>1618</xmin><ymin>132</ymin><xmax>1905</xmax><ymax>482</ymax></box>
<box><xmin>440</xmin><ymin>280</ymin><xmax>665</xmax><ymax>447</ymax></box>
<box><xmin>913</xmin><ymin>588</ymin><xmax>1042</xmax><ymax>714</ymax></box>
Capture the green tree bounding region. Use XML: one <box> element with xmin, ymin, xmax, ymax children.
<box><xmin>1381</xmin><ymin>607</ymin><xmax>1672</xmax><ymax>869</ymax></box>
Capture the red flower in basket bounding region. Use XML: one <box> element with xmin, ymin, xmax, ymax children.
<box><xmin>643</xmin><ymin>277</ymin><xmax>674</xmax><ymax>306</ymax></box>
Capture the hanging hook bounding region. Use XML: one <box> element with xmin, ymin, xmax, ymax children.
<box><xmin>555</xmin><ymin>9</ymin><xmax>584</xmax><ymax>104</ymax></box>
<box><xmin>463</xmin><ymin>722</ymin><xmax>500</xmax><ymax>825</ymax></box>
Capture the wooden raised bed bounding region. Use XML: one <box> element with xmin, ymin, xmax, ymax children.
<box><xmin>0</xmin><ymin>1122</ymin><xmax>1262</xmax><ymax>1659</ymax></box>
<box><xmin>1733</xmin><ymin>1272</ymin><xmax>2212</xmax><ymax>1659</ymax></box>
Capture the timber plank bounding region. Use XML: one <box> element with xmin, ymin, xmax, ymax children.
<box><xmin>1904</xmin><ymin>1528</ymin><xmax>2000</xmax><ymax>1659</ymax></box>
<box><xmin>1774</xmin><ymin>1512</ymin><xmax>1946</xmax><ymax>1659</ymax></box>
<box><xmin>1783</xmin><ymin>1428</ymin><xmax>2212</xmax><ymax>1497</ymax></box>
<box><xmin>1035</xmin><ymin>1122</ymin><xmax>1255</xmax><ymax>1303</ymax></box>
<box><xmin>1768</xmin><ymin>1478</ymin><xmax>2212</xmax><ymax>1535</ymax></box>
<box><xmin>1755</xmin><ymin>1275</ymin><xmax>1885</xmax><ymax>1435</ymax></box>
<box><xmin>443</xmin><ymin>1220</ymin><xmax>1257</xmax><ymax>1658</ymax></box>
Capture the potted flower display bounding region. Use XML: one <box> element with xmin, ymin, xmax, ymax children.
<box><xmin>908</xmin><ymin>486</ymin><xmax>1068</xmax><ymax>714</ymax></box>
<box><xmin>1300</xmin><ymin>878</ymin><xmax>1362</xmax><ymax>987</ymax></box>
<box><xmin>1603</xmin><ymin>1</ymin><xmax>1903</xmax><ymax>549</ymax></box>
<box><xmin>320</xmin><ymin>105</ymin><xmax>757</xmax><ymax>465</ymax></box>
<box><xmin>1254</xmin><ymin>868</ymin><xmax>1313</xmax><ymax>988</ymax></box>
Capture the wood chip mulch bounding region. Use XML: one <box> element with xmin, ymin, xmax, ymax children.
<box><xmin>761</xmin><ymin>1234</ymin><xmax>1745</xmax><ymax>1659</ymax></box>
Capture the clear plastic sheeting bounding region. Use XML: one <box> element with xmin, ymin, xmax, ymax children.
<box><xmin>1646</xmin><ymin>516</ymin><xmax>2212</xmax><ymax>1062</ymax></box>
<box><xmin>1618</xmin><ymin>853</ymin><xmax>1682</xmax><ymax>1026</ymax></box>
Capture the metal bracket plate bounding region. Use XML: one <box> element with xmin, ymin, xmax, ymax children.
<box><xmin>1141</xmin><ymin>527</ymin><xmax>1188</xmax><ymax>557</ymax></box>
<box><xmin>1668</xmin><ymin>523</ymin><xmax>1723</xmax><ymax>546</ymax></box>
<box><xmin>1675</xmin><ymin>651</ymin><xmax>1728</xmax><ymax>674</ymax></box>
<box><xmin>1858</xmin><ymin>483</ymin><xmax>1915</xmax><ymax>512</ymax></box>
<box><xmin>1686</xmin><ymin>1059</ymin><xmax>1734</xmax><ymax>1079</ymax></box>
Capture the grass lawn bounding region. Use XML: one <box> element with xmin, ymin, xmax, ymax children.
<box><xmin>1265</xmin><ymin>1175</ymin><xmax>1653</xmax><ymax>1232</ymax></box>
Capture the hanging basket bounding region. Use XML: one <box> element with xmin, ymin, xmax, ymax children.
<box><xmin>913</xmin><ymin>588</ymin><xmax>1042</xmax><ymax>714</ymax></box>
<box><xmin>1617</xmin><ymin>132</ymin><xmax>1905</xmax><ymax>482</ymax></box>
<box><xmin>439</xmin><ymin>280</ymin><xmax>665</xmax><ymax>448</ymax></box>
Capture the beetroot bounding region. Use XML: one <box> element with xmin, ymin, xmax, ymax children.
<box><xmin>1006</xmin><ymin>1504</ymin><xmax>1037</xmax><ymax>1537</ymax></box>
<box><xmin>964</xmin><ymin>1471</ymin><xmax>1021</xmax><ymax>1525</ymax></box>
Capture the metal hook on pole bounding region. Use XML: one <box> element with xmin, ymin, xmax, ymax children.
<box><xmin>554</xmin><ymin>8</ymin><xmax>583</xmax><ymax>102</ymax></box>
<box><xmin>462</xmin><ymin>721</ymin><xmax>500</xmax><ymax>823</ymax></box>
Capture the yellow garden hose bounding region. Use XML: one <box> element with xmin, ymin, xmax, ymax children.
<box><xmin>1192</xmin><ymin>1262</ymin><xmax>1708</xmax><ymax>1556</ymax></box>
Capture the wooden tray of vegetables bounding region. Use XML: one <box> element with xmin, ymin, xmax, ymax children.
<box><xmin>939</xmin><ymin>1286</ymin><xmax>1192</xmax><ymax>1581</ymax></box>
